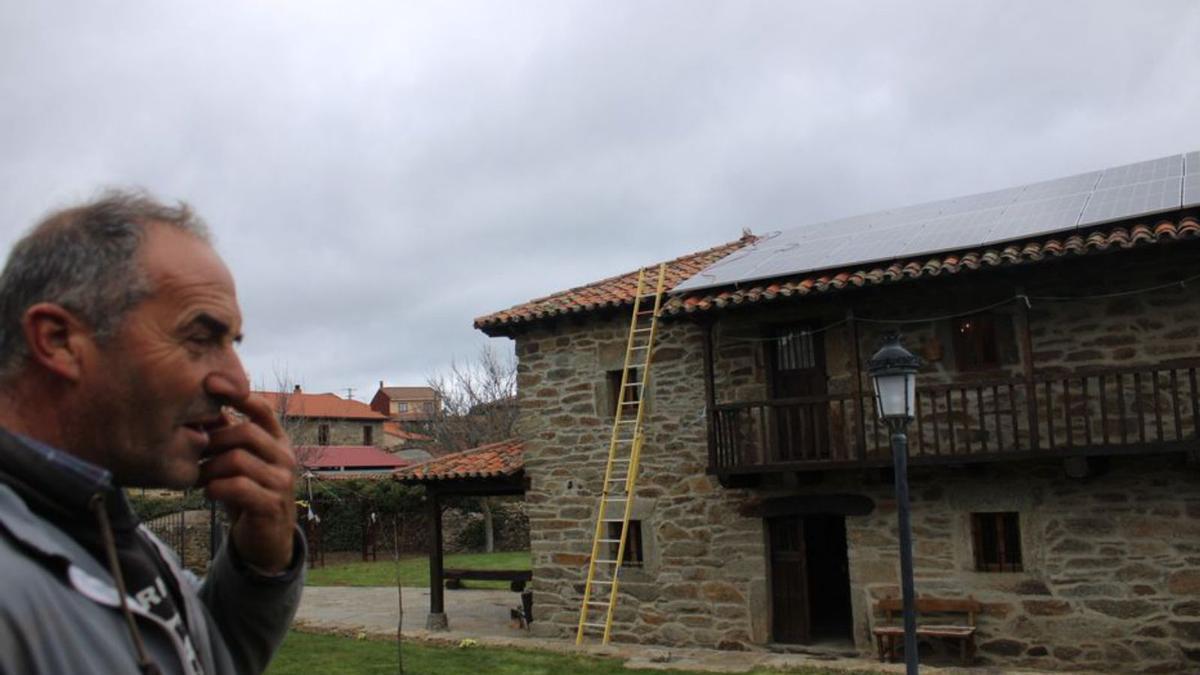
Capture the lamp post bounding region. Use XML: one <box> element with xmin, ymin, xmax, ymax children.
<box><xmin>867</xmin><ymin>334</ymin><xmax>921</xmax><ymax>674</ymax></box>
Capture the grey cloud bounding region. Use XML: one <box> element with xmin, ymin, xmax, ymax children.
<box><xmin>1</xmin><ymin>0</ymin><xmax>1198</xmax><ymax>401</ymax></box>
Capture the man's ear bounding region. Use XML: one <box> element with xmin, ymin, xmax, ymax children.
<box><xmin>20</xmin><ymin>303</ymin><xmax>94</xmax><ymax>382</ymax></box>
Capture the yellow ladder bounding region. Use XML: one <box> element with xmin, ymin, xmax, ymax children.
<box><xmin>576</xmin><ymin>263</ymin><xmax>667</xmax><ymax>645</ymax></box>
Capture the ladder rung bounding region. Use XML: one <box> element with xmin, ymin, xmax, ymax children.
<box><xmin>624</xmin><ymin>382</ymin><xmax>644</xmax><ymax>387</ymax></box>
<box><xmin>603</xmin><ymin>496</ymin><xmax>627</xmax><ymax>501</ymax></box>
<box><xmin>590</xmin><ymin>580</ymin><xmax>613</xmax><ymax>584</ymax></box>
<box><xmin>633</xmin><ymin>327</ymin><xmax>652</xmax><ymax>333</ymax></box>
<box><xmin>602</xmin><ymin>518</ymin><xmax>624</xmax><ymax>523</ymax></box>
<box><xmin>598</xmin><ymin>538</ymin><xmax>620</xmax><ymax>544</ymax></box>
<box><xmin>595</xmin><ymin>559</ymin><xmax>619</xmax><ymax>564</ymax></box>
<box><xmin>586</xmin><ymin>601</ymin><xmax>610</xmax><ymax>607</ymax></box>
<box><xmin>583</xmin><ymin>622</ymin><xmax>608</xmax><ymax>629</ymax></box>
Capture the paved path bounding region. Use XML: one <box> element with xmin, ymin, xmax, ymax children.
<box><xmin>295</xmin><ymin>586</ymin><xmax>1089</xmax><ymax>674</ymax></box>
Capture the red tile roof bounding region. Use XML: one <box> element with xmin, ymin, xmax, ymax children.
<box><xmin>667</xmin><ymin>218</ymin><xmax>1200</xmax><ymax>315</ymax></box>
<box><xmin>299</xmin><ymin>445</ymin><xmax>410</xmax><ymax>470</ymax></box>
<box><xmin>475</xmin><ymin>233</ymin><xmax>757</xmax><ymax>335</ymax></box>
<box><xmin>256</xmin><ymin>391</ymin><xmax>388</xmax><ymax>420</ymax></box>
<box><xmin>383</xmin><ymin>421</ymin><xmax>432</xmax><ymax>442</ymax></box>
<box><xmin>377</xmin><ymin>386</ymin><xmax>436</xmax><ymax>401</ymax></box>
<box><xmin>393</xmin><ymin>438</ymin><xmax>523</xmax><ymax>482</ymax></box>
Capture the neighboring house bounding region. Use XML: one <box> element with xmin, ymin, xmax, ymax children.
<box><xmin>382</xmin><ymin>421</ymin><xmax>438</xmax><ymax>462</ymax></box>
<box><xmin>475</xmin><ymin>152</ymin><xmax>1200</xmax><ymax>671</ymax></box>
<box><xmin>258</xmin><ymin>386</ymin><xmax>388</xmax><ymax>448</ymax></box>
<box><xmin>371</xmin><ymin>383</ymin><xmax>440</xmax><ymax>423</ymax></box>
<box><xmin>299</xmin><ymin>445</ymin><xmax>410</xmax><ymax>477</ymax></box>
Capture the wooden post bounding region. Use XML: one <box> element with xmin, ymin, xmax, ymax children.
<box><xmin>702</xmin><ymin>320</ymin><xmax>718</xmax><ymax>469</ymax></box>
<box><xmin>1017</xmin><ymin>289</ymin><xmax>1040</xmax><ymax>450</ymax></box>
<box><xmin>849</xmin><ymin>309</ymin><xmax>866</xmax><ymax>460</ymax></box>
<box><xmin>426</xmin><ymin>488</ymin><xmax>448</xmax><ymax>630</ymax></box>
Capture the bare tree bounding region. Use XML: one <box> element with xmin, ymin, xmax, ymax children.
<box><xmin>426</xmin><ymin>345</ymin><xmax>518</xmax><ymax>553</ymax></box>
<box><xmin>425</xmin><ymin>345</ymin><xmax>518</xmax><ymax>453</ymax></box>
<box><xmin>256</xmin><ymin>366</ymin><xmax>322</xmax><ymax>470</ymax></box>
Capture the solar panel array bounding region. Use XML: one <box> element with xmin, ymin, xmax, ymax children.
<box><xmin>674</xmin><ymin>151</ymin><xmax>1200</xmax><ymax>293</ymax></box>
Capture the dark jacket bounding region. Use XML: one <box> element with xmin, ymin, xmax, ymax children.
<box><xmin>0</xmin><ymin>432</ymin><xmax>305</xmax><ymax>674</ymax></box>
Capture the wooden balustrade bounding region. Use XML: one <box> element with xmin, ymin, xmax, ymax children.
<box><xmin>710</xmin><ymin>360</ymin><xmax>1200</xmax><ymax>473</ymax></box>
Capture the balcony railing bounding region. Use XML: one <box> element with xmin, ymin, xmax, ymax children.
<box><xmin>710</xmin><ymin>360</ymin><xmax>1200</xmax><ymax>473</ymax></box>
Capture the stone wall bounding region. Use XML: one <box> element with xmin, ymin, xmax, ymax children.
<box><xmin>517</xmin><ymin>318</ymin><xmax>768</xmax><ymax>648</ymax></box>
<box><xmin>788</xmin><ymin>456</ymin><xmax>1200</xmax><ymax>671</ymax></box>
<box><xmin>290</xmin><ymin>418</ymin><xmax>385</xmax><ymax>448</ymax></box>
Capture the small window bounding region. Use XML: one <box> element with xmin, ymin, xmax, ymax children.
<box><xmin>606</xmin><ymin>368</ymin><xmax>640</xmax><ymax>417</ymax></box>
<box><xmin>363</xmin><ymin>425</ymin><xmax>373</xmax><ymax>445</ymax></box>
<box><xmin>972</xmin><ymin>512</ymin><xmax>1022</xmax><ymax>572</ymax></box>
<box><xmin>423</xmin><ymin>401</ymin><xmax>434</xmax><ymax>413</ymax></box>
<box><xmin>398</xmin><ymin>402</ymin><xmax>409</xmax><ymax>413</ymax></box>
<box><xmin>953</xmin><ymin>313</ymin><xmax>1001</xmax><ymax>371</ymax></box>
<box><xmin>607</xmin><ymin>520</ymin><xmax>644</xmax><ymax>567</ymax></box>
<box><xmin>317</xmin><ymin>424</ymin><xmax>330</xmax><ymax>446</ymax></box>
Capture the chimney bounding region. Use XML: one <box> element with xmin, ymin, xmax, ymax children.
<box><xmin>379</xmin><ymin>380</ymin><xmax>384</xmax><ymax>389</ymax></box>
<box><xmin>294</xmin><ymin>384</ymin><xmax>302</xmax><ymax>394</ymax></box>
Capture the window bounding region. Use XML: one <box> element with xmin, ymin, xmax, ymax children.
<box><xmin>398</xmin><ymin>402</ymin><xmax>409</xmax><ymax>413</ymax></box>
<box><xmin>317</xmin><ymin>424</ymin><xmax>330</xmax><ymax>446</ymax></box>
<box><xmin>423</xmin><ymin>401</ymin><xmax>434</xmax><ymax>413</ymax></box>
<box><xmin>363</xmin><ymin>425</ymin><xmax>373</xmax><ymax>445</ymax></box>
<box><xmin>972</xmin><ymin>512</ymin><xmax>1022</xmax><ymax>572</ymax></box>
<box><xmin>953</xmin><ymin>313</ymin><xmax>1001</xmax><ymax>371</ymax></box>
<box><xmin>607</xmin><ymin>520</ymin><xmax>644</xmax><ymax>567</ymax></box>
<box><xmin>607</xmin><ymin>368</ymin><xmax>639</xmax><ymax>416</ymax></box>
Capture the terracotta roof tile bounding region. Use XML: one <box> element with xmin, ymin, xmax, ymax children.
<box><xmin>474</xmin><ymin>234</ymin><xmax>757</xmax><ymax>335</ymax></box>
<box><xmin>256</xmin><ymin>391</ymin><xmax>388</xmax><ymax>420</ymax></box>
<box><xmin>377</xmin><ymin>386</ymin><xmax>436</xmax><ymax>401</ymax></box>
<box><xmin>383</xmin><ymin>421</ymin><xmax>432</xmax><ymax>441</ymax></box>
<box><xmin>393</xmin><ymin>438</ymin><xmax>523</xmax><ymax>482</ymax></box>
<box><xmin>667</xmin><ymin>217</ymin><xmax>1200</xmax><ymax>315</ymax></box>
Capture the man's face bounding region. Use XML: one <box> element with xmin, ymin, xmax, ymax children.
<box><xmin>82</xmin><ymin>223</ymin><xmax>249</xmax><ymax>488</ymax></box>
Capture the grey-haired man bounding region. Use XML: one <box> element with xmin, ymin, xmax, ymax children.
<box><xmin>0</xmin><ymin>191</ymin><xmax>303</xmax><ymax>674</ymax></box>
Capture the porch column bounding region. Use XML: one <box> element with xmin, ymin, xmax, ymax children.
<box><xmin>1017</xmin><ymin>289</ymin><xmax>1040</xmax><ymax>450</ymax></box>
<box><xmin>848</xmin><ymin>309</ymin><xmax>866</xmax><ymax>460</ymax></box>
<box><xmin>702</xmin><ymin>319</ymin><xmax>718</xmax><ymax>469</ymax></box>
<box><xmin>426</xmin><ymin>487</ymin><xmax>448</xmax><ymax>630</ymax></box>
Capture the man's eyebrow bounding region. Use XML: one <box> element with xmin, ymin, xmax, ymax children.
<box><xmin>186</xmin><ymin>313</ymin><xmax>244</xmax><ymax>344</ymax></box>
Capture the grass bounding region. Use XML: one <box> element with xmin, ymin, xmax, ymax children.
<box><xmin>306</xmin><ymin>551</ymin><xmax>531</xmax><ymax>589</ymax></box>
<box><xmin>266</xmin><ymin>631</ymin><xmax>874</xmax><ymax>675</ymax></box>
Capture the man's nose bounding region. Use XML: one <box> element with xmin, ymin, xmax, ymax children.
<box><xmin>204</xmin><ymin>349</ymin><xmax>250</xmax><ymax>404</ymax></box>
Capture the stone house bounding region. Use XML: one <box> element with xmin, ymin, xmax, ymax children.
<box><xmin>475</xmin><ymin>154</ymin><xmax>1200</xmax><ymax>671</ymax></box>
<box><xmin>371</xmin><ymin>383</ymin><xmax>440</xmax><ymax>426</ymax></box>
<box><xmin>258</xmin><ymin>386</ymin><xmax>388</xmax><ymax>449</ymax></box>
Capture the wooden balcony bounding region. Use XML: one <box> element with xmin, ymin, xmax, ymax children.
<box><xmin>709</xmin><ymin>360</ymin><xmax>1200</xmax><ymax>476</ymax></box>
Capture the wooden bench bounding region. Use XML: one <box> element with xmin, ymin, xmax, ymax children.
<box><xmin>443</xmin><ymin>568</ymin><xmax>532</xmax><ymax>592</ymax></box>
<box><xmin>872</xmin><ymin>596</ymin><xmax>981</xmax><ymax>665</ymax></box>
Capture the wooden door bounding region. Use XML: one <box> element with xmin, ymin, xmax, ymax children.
<box><xmin>769</xmin><ymin>516</ymin><xmax>810</xmax><ymax>644</ymax></box>
<box><xmin>768</xmin><ymin>325</ymin><xmax>829</xmax><ymax>460</ymax></box>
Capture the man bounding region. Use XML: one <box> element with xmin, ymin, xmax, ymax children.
<box><xmin>0</xmin><ymin>191</ymin><xmax>303</xmax><ymax>674</ymax></box>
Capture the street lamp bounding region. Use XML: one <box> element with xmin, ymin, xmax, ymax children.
<box><xmin>867</xmin><ymin>334</ymin><xmax>921</xmax><ymax>674</ymax></box>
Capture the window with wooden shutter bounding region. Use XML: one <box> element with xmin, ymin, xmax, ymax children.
<box><xmin>971</xmin><ymin>512</ymin><xmax>1023</xmax><ymax>572</ymax></box>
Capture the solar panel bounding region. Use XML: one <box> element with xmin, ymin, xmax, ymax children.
<box><xmin>1186</xmin><ymin>153</ymin><xmax>1200</xmax><ymax>208</ymax></box>
<box><xmin>1184</xmin><ymin>175</ymin><xmax>1200</xmax><ymax>208</ymax></box>
<box><xmin>1016</xmin><ymin>171</ymin><xmax>1102</xmax><ymax>201</ymax></box>
<box><xmin>1095</xmin><ymin>155</ymin><xmax>1182</xmax><ymax>189</ymax></box>
<box><xmin>672</xmin><ymin>150</ymin><xmax>1197</xmax><ymax>294</ymax></box>
<box><xmin>1078</xmin><ymin>177</ymin><xmax>1183</xmax><ymax>226</ymax></box>
<box><xmin>984</xmin><ymin>193</ymin><xmax>1089</xmax><ymax>242</ymax></box>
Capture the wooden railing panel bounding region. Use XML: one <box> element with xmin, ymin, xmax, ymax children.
<box><xmin>711</xmin><ymin>360</ymin><xmax>1200</xmax><ymax>472</ymax></box>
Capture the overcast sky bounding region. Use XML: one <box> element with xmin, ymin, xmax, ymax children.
<box><xmin>2</xmin><ymin>1</ymin><xmax>1198</xmax><ymax>401</ymax></box>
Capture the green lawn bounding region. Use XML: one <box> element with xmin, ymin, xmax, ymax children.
<box><xmin>306</xmin><ymin>551</ymin><xmax>531</xmax><ymax>589</ymax></box>
<box><xmin>267</xmin><ymin>631</ymin><xmax>873</xmax><ymax>675</ymax></box>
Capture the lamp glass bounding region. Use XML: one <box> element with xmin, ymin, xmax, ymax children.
<box><xmin>872</xmin><ymin>371</ymin><xmax>916</xmax><ymax>420</ymax></box>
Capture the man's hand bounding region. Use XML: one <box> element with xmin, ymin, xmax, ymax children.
<box><xmin>198</xmin><ymin>393</ymin><xmax>297</xmax><ymax>573</ymax></box>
